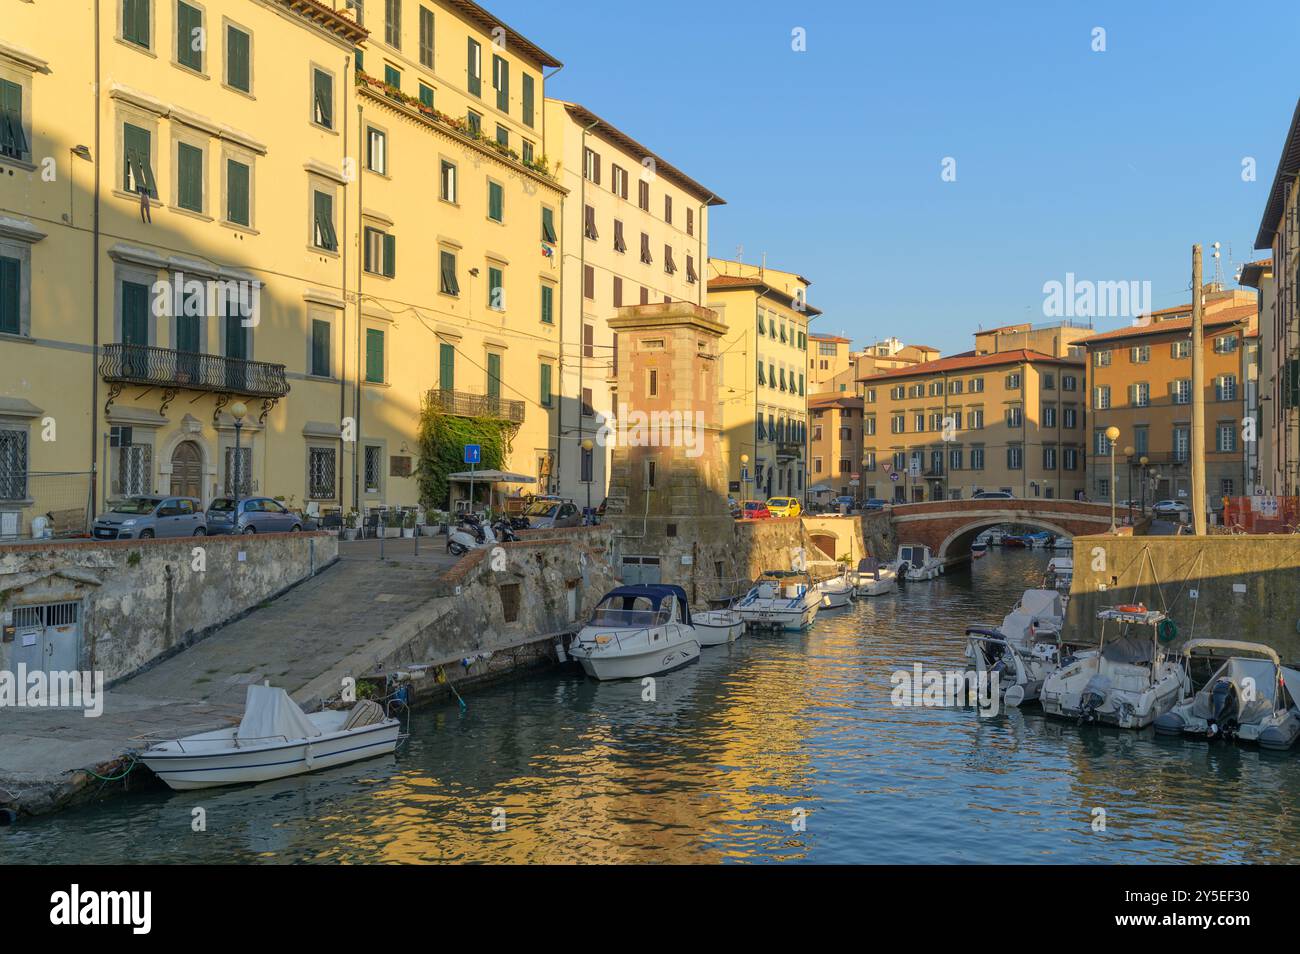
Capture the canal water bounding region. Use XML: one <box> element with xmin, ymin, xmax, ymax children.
<box><xmin>6</xmin><ymin>549</ymin><xmax>1300</xmax><ymax>864</ymax></box>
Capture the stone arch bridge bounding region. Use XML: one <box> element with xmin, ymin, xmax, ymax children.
<box><xmin>888</xmin><ymin>499</ymin><xmax>1116</xmax><ymax>564</ymax></box>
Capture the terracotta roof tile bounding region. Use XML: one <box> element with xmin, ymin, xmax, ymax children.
<box><xmin>858</xmin><ymin>349</ymin><xmax>1080</xmax><ymax>382</ymax></box>
<box><xmin>1078</xmin><ymin>304</ymin><xmax>1257</xmax><ymax>345</ymax></box>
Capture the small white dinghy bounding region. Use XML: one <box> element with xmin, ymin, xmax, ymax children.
<box><xmin>850</xmin><ymin>557</ymin><xmax>898</xmax><ymax>597</ymax></box>
<box><xmin>814</xmin><ymin>567</ymin><xmax>855</xmax><ymax>609</ymax></box>
<box><xmin>139</xmin><ymin>684</ymin><xmax>401</xmax><ymax>791</ymax></box>
<box><xmin>694</xmin><ymin>609</ymin><xmax>745</xmax><ymax>646</ymax></box>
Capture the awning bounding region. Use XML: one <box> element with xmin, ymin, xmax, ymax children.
<box><xmin>447</xmin><ymin>470</ymin><xmax>536</xmax><ymax>483</ymax></box>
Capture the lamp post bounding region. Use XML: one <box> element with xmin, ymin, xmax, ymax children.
<box><xmin>1106</xmin><ymin>425</ymin><xmax>1121</xmax><ymax>532</ymax></box>
<box><xmin>740</xmin><ymin>453</ymin><xmax>750</xmax><ymax>507</ymax></box>
<box><xmin>581</xmin><ymin>438</ymin><xmax>594</xmax><ymax>521</ymax></box>
<box><xmin>231</xmin><ymin>400</ymin><xmax>248</xmax><ymax>498</ymax></box>
<box><xmin>1123</xmin><ymin>445</ymin><xmax>1135</xmax><ymax>525</ymax></box>
<box><xmin>1139</xmin><ymin>455</ymin><xmax>1149</xmax><ymax>515</ymax></box>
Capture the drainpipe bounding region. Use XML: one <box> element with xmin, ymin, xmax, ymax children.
<box><xmin>576</xmin><ymin>117</ymin><xmax>599</xmax><ymax>499</ymax></box>
<box><xmin>353</xmin><ymin>103</ymin><xmax>364</xmax><ymax>512</ymax></box>
<box><xmin>90</xmin><ymin>0</ymin><xmax>102</xmax><ymax>517</ymax></box>
<box><xmin>339</xmin><ymin>55</ymin><xmax>351</xmax><ymax>506</ymax></box>
<box><xmin>696</xmin><ymin>195</ymin><xmax>713</xmax><ymax>308</ymax></box>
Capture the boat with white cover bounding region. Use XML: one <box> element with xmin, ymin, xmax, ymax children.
<box><xmin>1040</xmin><ymin>606</ymin><xmax>1189</xmax><ymax>728</ymax></box>
<box><xmin>138</xmin><ymin>684</ymin><xmax>401</xmax><ymax>791</ymax></box>
<box><xmin>1045</xmin><ymin>556</ymin><xmax>1073</xmax><ymax>592</ymax></box>
<box><xmin>1155</xmin><ymin>640</ymin><xmax>1300</xmax><ymax>748</ymax></box>
<box><xmin>965</xmin><ymin>589</ymin><xmax>1066</xmax><ymax>706</ymax></box>
<box><xmin>897</xmin><ymin>543</ymin><xmax>942</xmax><ymax>580</ymax></box>
<box><xmin>736</xmin><ymin>570</ymin><xmax>820</xmax><ymax>631</ymax></box>
<box><xmin>850</xmin><ymin>557</ymin><xmax>899</xmax><ymax>597</ymax></box>
<box><xmin>693</xmin><ymin>608</ymin><xmax>745</xmax><ymax>646</ymax></box>
<box><xmin>814</xmin><ymin>567</ymin><xmax>855</xmax><ymax>608</ymax></box>
<box><xmin>569</xmin><ymin>584</ymin><xmax>700</xmax><ymax>680</ymax></box>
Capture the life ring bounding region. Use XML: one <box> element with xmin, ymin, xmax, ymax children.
<box><xmin>1157</xmin><ymin>618</ymin><xmax>1179</xmax><ymax>644</ymax></box>
<box><xmin>1117</xmin><ymin>603</ymin><xmax>1145</xmax><ymax>614</ymax></box>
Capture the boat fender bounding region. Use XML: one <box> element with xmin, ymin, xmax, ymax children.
<box><xmin>304</xmin><ymin>743</ymin><xmax>315</xmax><ymax>770</ymax></box>
<box><xmin>1157</xmin><ymin>618</ymin><xmax>1179</xmax><ymax>644</ymax></box>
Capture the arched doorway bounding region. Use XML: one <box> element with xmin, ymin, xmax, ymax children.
<box><xmin>170</xmin><ymin>440</ymin><xmax>203</xmax><ymax>499</ymax></box>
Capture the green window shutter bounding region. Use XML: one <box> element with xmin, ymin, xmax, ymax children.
<box><xmin>363</xmin><ymin>227</ymin><xmax>375</xmax><ymax>272</ymax></box>
<box><xmin>382</xmin><ymin>232</ymin><xmax>396</xmax><ymax>278</ymax></box>
<box><xmin>0</xmin><ymin>80</ymin><xmax>26</xmax><ymax>160</ymax></box>
<box><xmin>384</xmin><ymin>65</ymin><xmax>401</xmax><ymax>93</ymax></box>
<box><xmin>122</xmin><ymin>281</ymin><xmax>150</xmax><ymax>345</ymax></box>
<box><xmin>176</xmin><ymin>314</ymin><xmax>200</xmax><ymax>353</ymax></box>
<box><xmin>311</xmin><ymin>319</ymin><xmax>330</xmax><ymax>376</ymax></box>
<box><xmin>419</xmin><ymin>7</ymin><xmax>434</xmax><ymax>67</ymax></box>
<box><xmin>227</xmin><ymin>26</ymin><xmax>250</xmax><ymax>92</ymax></box>
<box><xmin>177</xmin><ymin>2</ymin><xmax>202</xmax><ymax>71</ymax></box>
<box><xmin>467</xmin><ymin>111</ymin><xmax>481</xmax><ymax>137</ymax></box>
<box><xmin>439</xmin><ymin>342</ymin><xmax>455</xmax><ymax>391</ymax></box>
<box><xmin>540</xmin><ymin>363</ymin><xmax>552</xmax><ymax>407</ymax></box>
<box><xmin>540</xmin><ymin>284</ymin><xmax>553</xmax><ymax>324</ymax></box>
<box><xmin>0</xmin><ymin>256</ymin><xmax>20</xmax><ymax>335</ymax></box>
<box><xmin>487</xmin><ymin>353</ymin><xmax>501</xmax><ymax>399</ymax></box>
<box><xmin>440</xmin><ymin>250</ymin><xmax>459</xmax><ymax>295</ymax></box>
<box><xmin>366</xmin><ymin>328</ymin><xmax>385</xmax><ymax>383</ymax></box>
<box><xmin>313</xmin><ymin>69</ymin><xmax>333</xmax><ymax>128</ymax></box>
<box><xmin>314</xmin><ymin>191</ymin><xmax>337</xmax><ymax>250</ymax></box>
<box><xmin>494</xmin><ymin>55</ymin><xmax>509</xmax><ymax>112</ymax></box>
<box><xmin>123</xmin><ymin>0</ymin><xmax>150</xmax><ymax>47</ymax></box>
<box><xmin>757</xmin><ymin>360</ymin><xmax>765</xmax><ymax>385</ymax></box>
<box><xmin>226</xmin><ymin>159</ymin><xmax>250</xmax><ymax>226</ymax></box>
<box><xmin>799</xmin><ymin>374</ymin><xmax>805</xmax><ymax>396</ymax></box>
<box><xmin>489</xmin><ymin>181</ymin><xmax>503</xmax><ymax>221</ymax></box>
<box><xmin>177</xmin><ymin>142</ymin><xmax>203</xmax><ymax>212</ymax></box>
<box><xmin>522</xmin><ymin>73</ymin><xmax>535</xmax><ymax>128</ymax></box>
<box><xmin>488</xmin><ymin>267</ymin><xmax>503</xmax><ymax>308</ymax></box>
<box><xmin>467</xmin><ymin>38</ymin><xmax>481</xmax><ymax>96</ymax></box>
<box><xmin>225</xmin><ymin>314</ymin><xmax>247</xmax><ymax>359</ymax></box>
<box><xmin>418</xmin><ymin>84</ymin><xmax>434</xmax><ymax>108</ymax></box>
<box><xmin>123</xmin><ymin>123</ymin><xmax>157</xmax><ymax>198</ymax></box>
<box><xmin>541</xmin><ymin>207</ymin><xmax>556</xmax><ymax>243</ymax></box>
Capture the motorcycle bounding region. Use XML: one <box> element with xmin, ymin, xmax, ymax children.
<box><xmin>493</xmin><ymin>518</ymin><xmax>519</xmax><ymax>543</ymax></box>
<box><xmin>447</xmin><ymin>514</ymin><xmax>497</xmax><ymax>555</ymax></box>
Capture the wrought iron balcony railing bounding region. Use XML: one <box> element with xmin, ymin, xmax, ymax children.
<box><xmin>101</xmin><ymin>344</ymin><xmax>289</xmax><ymax>398</ymax></box>
<box><xmin>425</xmin><ymin>387</ymin><xmax>525</xmax><ymax>424</ymax></box>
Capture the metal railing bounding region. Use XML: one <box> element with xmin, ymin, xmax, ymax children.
<box><xmin>425</xmin><ymin>387</ymin><xmax>525</xmax><ymax>423</ymax></box>
<box><xmin>100</xmin><ymin>344</ymin><xmax>289</xmax><ymax>398</ymax></box>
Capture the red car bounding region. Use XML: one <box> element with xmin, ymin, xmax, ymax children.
<box><xmin>740</xmin><ymin>501</ymin><xmax>772</xmax><ymax>520</ymax></box>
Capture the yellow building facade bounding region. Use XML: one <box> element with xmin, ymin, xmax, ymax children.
<box><xmin>0</xmin><ymin>0</ymin><xmax>567</xmax><ymax>535</ymax></box>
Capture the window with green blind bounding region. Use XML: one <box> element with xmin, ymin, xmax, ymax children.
<box><xmin>439</xmin><ymin>250</ymin><xmax>459</xmax><ymax>296</ymax></box>
<box><xmin>418</xmin><ymin>84</ymin><xmax>433</xmax><ymax>109</ymax></box>
<box><xmin>224</xmin><ymin>313</ymin><xmax>247</xmax><ymax>359</ymax></box>
<box><xmin>493</xmin><ymin>55</ymin><xmax>508</xmax><ymax>112</ymax></box>
<box><xmin>488</xmin><ymin>181</ymin><xmax>503</xmax><ymax>222</ymax></box>
<box><xmin>122</xmin><ymin>0</ymin><xmax>151</xmax><ymax>48</ymax></box>
<box><xmin>522</xmin><ymin>73</ymin><xmax>535</xmax><ymax>128</ymax></box>
<box><xmin>176</xmin><ymin>313</ymin><xmax>200</xmax><ymax>353</ymax></box>
<box><xmin>176</xmin><ymin>1</ymin><xmax>203</xmax><ymax>71</ymax></box>
<box><xmin>177</xmin><ymin>142</ymin><xmax>203</xmax><ymax>213</ymax></box>
<box><xmin>495</xmin><ymin>125</ymin><xmax>508</xmax><ymax>148</ymax></box>
<box><xmin>123</xmin><ymin>123</ymin><xmax>157</xmax><ymax>197</ymax></box>
<box><xmin>0</xmin><ymin>80</ymin><xmax>27</xmax><ymax>161</ymax></box>
<box><xmin>313</xmin><ymin>190</ymin><xmax>337</xmax><ymax>250</ymax></box>
<box><xmin>365</xmin><ymin>328</ymin><xmax>385</xmax><ymax>383</ymax></box>
<box><xmin>384</xmin><ymin>65</ymin><xmax>402</xmax><ymax>95</ymax></box>
<box><xmin>541</xmin><ymin>207</ymin><xmax>556</xmax><ymax>244</ymax></box>
<box><xmin>226</xmin><ymin>159</ymin><xmax>250</xmax><ymax>226</ymax></box>
<box><xmin>488</xmin><ymin>267</ymin><xmax>503</xmax><ymax>310</ymax></box>
<box><xmin>310</xmin><ymin>319</ymin><xmax>330</xmax><ymax>377</ymax></box>
<box><xmin>312</xmin><ymin>69</ymin><xmax>333</xmax><ymax>128</ymax></box>
<box><xmin>467</xmin><ymin>111</ymin><xmax>481</xmax><ymax>137</ymax></box>
<box><xmin>487</xmin><ymin>352</ymin><xmax>501</xmax><ymax>400</ymax></box>
<box><xmin>419</xmin><ymin>7</ymin><xmax>434</xmax><ymax>67</ymax></box>
<box><xmin>0</xmin><ymin>256</ymin><xmax>20</xmax><ymax>336</ymax></box>
<box><xmin>226</xmin><ymin>25</ymin><xmax>251</xmax><ymax>92</ymax></box>
<box><xmin>467</xmin><ymin>37</ymin><xmax>481</xmax><ymax>96</ymax></box>
<box><xmin>539</xmin><ymin>363</ymin><xmax>552</xmax><ymax>407</ymax></box>
<box><xmin>121</xmin><ymin>281</ymin><xmax>150</xmax><ymax>345</ymax></box>
<box><xmin>540</xmin><ymin>283</ymin><xmax>553</xmax><ymax>324</ymax></box>
<box><xmin>438</xmin><ymin>342</ymin><xmax>454</xmax><ymax>391</ymax></box>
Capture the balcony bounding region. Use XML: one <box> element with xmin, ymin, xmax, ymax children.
<box><xmin>425</xmin><ymin>387</ymin><xmax>525</xmax><ymax>424</ymax></box>
<box><xmin>100</xmin><ymin>344</ymin><xmax>289</xmax><ymax>398</ymax></box>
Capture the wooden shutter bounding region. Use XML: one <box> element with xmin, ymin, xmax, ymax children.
<box><xmin>177</xmin><ymin>142</ymin><xmax>202</xmax><ymax>211</ymax></box>
<box><xmin>226</xmin><ymin>159</ymin><xmax>249</xmax><ymax>225</ymax></box>
<box><xmin>177</xmin><ymin>2</ymin><xmax>202</xmax><ymax>70</ymax></box>
<box><xmin>439</xmin><ymin>342</ymin><xmax>454</xmax><ymax>390</ymax></box>
<box><xmin>541</xmin><ymin>207</ymin><xmax>557</xmax><ymax>243</ymax></box>
<box><xmin>540</xmin><ymin>284</ymin><xmax>553</xmax><ymax>323</ymax></box>
<box><xmin>467</xmin><ymin>38</ymin><xmax>481</xmax><ymax>96</ymax></box>
<box><xmin>382</xmin><ymin>232</ymin><xmax>396</xmax><ymax>278</ymax></box>
<box><xmin>311</xmin><ymin>319</ymin><xmax>330</xmax><ymax>376</ymax></box>
<box><xmin>314</xmin><ymin>191</ymin><xmax>336</xmax><ymax>250</ymax></box>
<box><xmin>494</xmin><ymin>56</ymin><xmax>509</xmax><ymax>111</ymax></box>
<box><xmin>121</xmin><ymin>281</ymin><xmax>150</xmax><ymax>345</ymax></box>
<box><xmin>366</xmin><ymin>328</ymin><xmax>385</xmax><ymax>383</ymax></box>
<box><xmin>540</xmin><ymin>363</ymin><xmax>552</xmax><ymax>406</ymax></box>
<box><xmin>522</xmin><ymin>73</ymin><xmax>535</xmax><ymax>127</ymax></box>
<box><xmin>0</xmin><ymin>256</ymin><xmax>19</xmax><ymax>335</ymax></box>
<box><xmin>489</xmin><ymin>182</ymin><xmax>503</xmax><ymax>221</ymax></box>
<box><xmin>228</xmin><ymin>26</ymin><xmax>250</xmax><ymax>92</ymax></box>
<box><xmin>0</xmin><ymin>80</ymin><xmax>25</xmax><ymax>159</ymax></box>
<box><xmin>419</xmin><ymin>7</ymin><xmax>434</xmax><ymax>66</ymax></box>
<box><xmin>314</xmin><ymin>70</ymin><xmax>333</xmax><ymax>128</ymax></box>
<box><xmin>487</xmin><ymin>352</ymin><xmax>501</xmax><ymax>399</ymax></box>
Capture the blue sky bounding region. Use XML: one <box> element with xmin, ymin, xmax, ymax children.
<box><xmin>491</xmin><ymin>0</ymin><xmax>1298</xmax><ymax>355</ymax></box>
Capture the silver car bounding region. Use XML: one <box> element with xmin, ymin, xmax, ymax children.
<box><xmin>205</xmin><ymin>496</ymin><xmax>304</xmax><ymax>535</ymax></box>
<box><xmin>93</xmin><ymin>496</ymin><xmax>206</xmax><ymax>539</ymax></box>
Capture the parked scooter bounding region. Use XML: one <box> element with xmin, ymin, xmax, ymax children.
<box><xmin>492</xmin><ymin>518</ymin><xmax>518</xmax><ymax>543</ymax></box>
<box><xmin>446</xmin><ymin>514</ymin><xmax>497</xmax><ymax>555</ymax></box>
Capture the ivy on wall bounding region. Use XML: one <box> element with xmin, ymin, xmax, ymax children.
<box><xmin>416</xmin><ymin>405</ymin><xmax>516</xmax><ymax>509</ymax></box>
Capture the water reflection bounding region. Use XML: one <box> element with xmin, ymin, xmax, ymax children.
<box><xmin>5</xmin><ymin>550</ymin><xmax>1300</xmax><ymax>864</ymax></box>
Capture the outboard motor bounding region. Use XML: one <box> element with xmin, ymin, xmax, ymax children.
<box><xmin>1206</xmin><ymin>678</ymin><xmax>1240</xmax><ymax>740</ymax></box>
<box><xmin>1079</xmin><ymin>674</ymin><xmax>1112</xmax><ymax>724</ymax></box>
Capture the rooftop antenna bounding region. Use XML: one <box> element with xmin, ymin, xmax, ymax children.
<box><xmin>1211</xmin><ymin>241</ymin><xmax>1224</xmax><ymax>288</ymax></box>
<box><xmin>761</xmin><ymin>251</ymin><xmax>766</xmax><ymax>279</ymax></box>
<box><xmin>735</xmin><ymin>244</ymin><xmax>743</xmax><ymax>263</ymax></box>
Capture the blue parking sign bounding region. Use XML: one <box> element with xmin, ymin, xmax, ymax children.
<box><xmin>464</xmin><ymin>444</ymin><xmax>481</xmax><ymax>465</ymax></box>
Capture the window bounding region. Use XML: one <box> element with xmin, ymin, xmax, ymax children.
<box><xmin>1063</xmin><ymin>447</ymin><xmax>1078</xmax><ymax>470</ymax></box>
<box><xmin>1042</xmin><ymin>405</ymin><xmax>1056</xmax><ymax>427</ymax></box>
<box><xmin>0</xmin><ymin>426</ymin><xmax>27</xmax><ymax>500</ymax></box>
<box><xmin>664</xmin><ymin>194</ymin><xmax>673</xmax><ymax>224</ymax></box>
<box><xmin>648</xmin><ymin>369</ymin><xmax>658</xmax><ymax>397</ymax></box>
<box><xmin>1095</xmin><ymin>429</ymin><xmax>1114</xmax><ymax>456</ymax></box>
<box><xmin>1005</xmin><ymin>372</ymin><xmax>1021</xmax><ymax>389</ymax></box>
<box><xmin>365</xmin><ymin>328</ymin><xmax>385</xmax><ymax>383</ymax></box>
<box><xmin>970</xmin><ymin>447</ymin><xmax>985</xmax><ymax>470</ymax></box>
<box><xmin>582</xmin><ymin>387</ymin><xmax>594</xmax><ymax>418</ymax></box>
<box><xmin>363</xmin><ymin>226</ymin><xmax>396</xmax><ymax>278</ymax></box>
<box><xmin>418</xmin><ymin>6</ymin><xmax>434</xmax><ymax>67</ymax></box>
<box><xmin>1172</xmin><ymin>339</ymin><xmax>1191</xmax><ymax>359</ymax></box>
<box><xmin>0</xmin><ymin>255</ymin><xmax>21</xmax><ymax>336</ymax></box>
<box><xmin>225</xmin><ymin>24</ymin><xmax>251</xmax><ymax>93</ymax></box>
<box><xmin>384</xmin><ymin>0</ymin><xmax>401</xmax><ymax>47</ymax></box>
<box><xmin>488</xmin><ymin>180</ymin><xmax>504</xmax><ymax>222</ymax></box>
<box><xmin>1007</xmin><ymin>446</ymin><xmax>1023</xmax><ymax>470</ymax></box>
<box><xmin>891</xmin><ymin>414</ymin><xmax>904</xmax><ymax>434</ymax></box>
<box><xmin>1130</xmin><ymin>344</ymin><xmax>1150</xmax><ymax>363</ymax></box>
<box><xmin>521</xmin><ymin>140</ymin><xmax>533</xmax><ymax>164</ymax></box>
<box><xmin>949</xmin><ymin>447</ymin><xmax>963</xmax><ymax>471</ymax></box>
<box><xmin>540</xmin><ymin>362</ymin><xmax>553</xmax><ymax>407</ymax></box>
<box><xmin>1215</xmin><ymin>374</ymin><xmax>1238</xmax><ymax>401</ymax></box>
<box><xmin>123</xmin><ymin>123</ymin><xmax>157</xmax><ymax>197</ymax></box>
<box><xmin>583</xmin><ymin>147</ymin><xmax>601</xmax><ymax>184</ymax></box>
<box><xmin>1217</xmin><ymin>422</ymin><xmax>1237</xmax><ymax>452</ymax></box>
<box><xmin>1173</xmin><ymin>426</ymin><xmax>1190</xmax><ymax>462</ymax></box>
<box><xmin>122</xmin><ymin>0</ymin><xmax>152</xmax><ymax>48</ymax></box>
<box><xmin>467</xmin><ymin>111</ymin><xmax>481</xmax><ymax>137</ymax></box>
<box><xmin>495</xmin><ymin>125</ymin><xmax>508</xmax><ymax>148</ymax></box>
<box><xmin>610</xmin><ymin>164</ymin><xmax>629</xmax><ymax>200</ymax></box>
<box><xmin>1063</xmin><ymin>407</ymin><xmax>1077</xmax><ymax>428</ymax></box>
<box><xmin>583</xmin><ymin>205</ymin><xmax>598</xmax><ymax>240</ymax></box>
<box><xmin>613</xmin><ymin>276</ymin><xmax>622</xmax><ymax>307</ymax></box>
<box><xmin>467</xmin><ymin>38</ymin><xmax>481</xmax><ymax>96</ymax></box>
<box><xmin>1042</xmin><ymin>372</ymin><xmax>1055</xmax><ymax>390</ymax></box>
<box><xmin>1006</xmin><ymin>406</ymin><xmax>1023</xmax><ymax>427</ymax></box>
<box><xmin>1214</xmin><ymin>334</ymin><xmax>1239</xmax><ymax>354</ymax></box>
<box><xmin>486</xmin><ymin>352</ymin><xmax>501</xmax><ymax>400</ymax></box>
<box><xmin>312</xmin><ymin>190</ymin><xmax>337</xmax><ymax>251</ymax></box>
<box><xmin>1094</xmin><ymin>385</ymin><xmax>1111</xmax><ymax>410</ymax></box>
<box><xmin>308</xmin><ymin>447</ymin><xmax>336</xmax><ymax>500</ymax></box>
<box><xmin>967</xmin><ymin>408</ymin><xmax>984</xmax><ymax>429</ymax></box>
<box><xmin>613</xmin><ymin>219</ymin><xmax>626</xmax><ymax>253</ymax></box>
<box><xmin>492</xmin><ymin>54</ymin><xmax>509</xmax><ymax>112</ymax></box>
<box><xmin>384</xmin><ymin>65</ymin><xmax>402</xmax><ymax>95</ymax></box>
<box><xmin>1221</xmin><ymin>478</ymin><xmax>1235</xmax><ymax>497</ymax></box>
<box><xmin>1173</xmin><ymin>379</ymin><xmax>1191</xmax><ymax>404</ymax></box>
<box><xmin>687</xmin><ymin>207</ymin><xmax>694</xmax><ymax>236</ymax></box>
<box><xmin>487</xmin><ymin>265</ymin><xmax>504</xmax><ymax>310</ymax></box>
<box><xmin>1094</xmin><ymin>349</ymin><xmax>1112</xmax><ymax>367</ymax></box>
<box><xmin>583</xmin><ymin>323</ymin><xmax>594</xmax><ymax>359</ymax></box>
<box><xmin>638</xmin><ymin>179</ymin><xmax>649</xmax><ymax>211</ymax></box>
<box><xmin>1043</xmin><ymin>446</ymin><xmax>1057</xmax><ymax>470</ymax></box>
<box><xmin>1097</xmin><ymin>478</ymin><xmax>1110</xmax><ymax>500</ymax></box>
<box><xmin>176</xmin><ymin>141</ymin><xmax>203</xmax><ymax>213</ymax></box>
<box><xmin>640</xmin><ymin>232</ymin><xmax>652</xmax><ymax>265</ymax></box>
<box><xmin>312</xmin><ymin>68</ymin><xmax>333</xmax><ymax>129</ymax></box>
<box><xmin>0</xmin><ymin>80</ymin><xmax>27</xmax><ymax>161</ymax></box>
<box><xmin>176</xmin><ymin>1</ymin><xmax>203</xmax><ymax>72</ymax></box>
<box><xmin>583</xmin><ymin>264</ymin><xmax>594</xmax><ymax>300</ymax></box>
<box><xmin>522</xmin><ymin>73</ymin><xmax>535</xmax><ymax>128</ymax></box>
<box><xmin>364</xmin><ymin>445</ymin><xmax>382</xmax><ymax>495</ymax></box>
<box><xmin>540</xmin><ymin>283</ymin><xmax>554</xmax><ymax>324</ymax></box>
<box><xmin>1133</xmin><ymin>425</ymin><xmax>1148</xmax><ymax>454</ymax></box>
<box><xmin>438</xmin><ymin>342</ymin><xmax>454</xmax><ymax>390</ymax></box>
<box><xmin>419</xmin><ymin>83</ymin><xmax>434</xmax><ymax>109</ymax></box>
<box><xmin>310</xmin><ymin>318</ymin><xmax>330</xmax><ymax>377</ymax></box>
<box><xmin>1062</xmin><ymin>374</ymin><xmax>1078</xmax><ymax>391</ymax></box>
<box><xmin>664</xmin><ymin>245</ymin><xmax>676</xmax><ymax>275</ymax></box>
<box><xmin>1131</xmin><ymin>382</ymin><xmax>1149</xmax><ymax>407</ymax></box>
<box><xmin>366</xmin><ymin>126</ymin><xmax>387</xmax><ymax>174</ymax></box>
<box><xmin>440</xmin><ymin>159</ymin><xmax>457</xmax><ymax>202</ymax></box>
<box><xmin>439</xmin><ymin>249</ymin><xmax>459</xmax><ymax>295</ymax></box>
<box><xmin>969</xmin><ymin>377</ymin><xmax>984</xmax><ymax>393</ymax></box>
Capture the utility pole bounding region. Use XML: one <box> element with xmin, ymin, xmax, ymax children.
<box><xmin>1191</xmin><ymin>244</ymin><xmax>1207</xmax><ymax>535</ymax></box>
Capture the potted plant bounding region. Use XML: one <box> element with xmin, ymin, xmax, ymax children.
<box><xmin>342</xmin><ymin>510</ymin><xmax>359</xmax><ymax>541</ymax></box>
<box><xmin>402</xmin><ymin>511</ymin><xmax>417</xmax><ymax>538</ymax></box>
<box><xmin>382</xmin><ymin>510</ymin><xmax>403</xmax><ymax>538</ymax></box>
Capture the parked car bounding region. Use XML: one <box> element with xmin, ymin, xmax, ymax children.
<box><xmin>740</xmin><ymin>501</ymin><xmax>772</xmax><ymax>520</ymax></box>
<box><xmin>205</xmin><ymin>496</ymin><xmax>305</xmax><ymax>535</ymax></box>
<box><xmin>1153</xmin><ymin>499</ymin><xmax>1190</xmax><ymax>517</ymax></box>
<box><xmin>522</xmin><ymin>498</ymin><xmax>581</xmax><ymax>529</ymax></box>
<box><xmin>832</xmin><ymin>495</ymin><xmax>856</xmax><ymax>512</ymax></box>
<box><xmin>93</xmin><ymin>496</ymin><xmax>205</xmax><ymax>539</ymax></box>
<box><xmin>766</xmin><ymin>497</ymin><xmax>802</xmax><ymax>518</ymax></box>
<box><xmin>863</xmin><ymin>498</ymin><xmax>889</xmax><ymax>511</ymax></box>
<box><xmin>973</xmin><ymin>490</ymin><xmax>1015</xmax><ymax>499</ymax></box>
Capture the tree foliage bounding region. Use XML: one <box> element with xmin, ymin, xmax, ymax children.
<box><xmin>416</xmin><ymin>404</ymin><xmax>516</xmax><ymax>509</ymax></box>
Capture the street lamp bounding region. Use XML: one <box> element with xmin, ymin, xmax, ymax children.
<box><xmin>1123</xmin><ymin>445</ymin><xmax>1135</xmax><ymax>525</ymax></box>
<box><xmin>1106</xmin><ymin>425</ymin><xmax>1121</xmax><ymax>532</ymax></box>
<box><xmin>580</xmin><ymin>438</ymin><xmax>594</xmax><ymax>520</ymax></box>
<box><xmin>1139</xmin><ymin>455</ymin><xmax>1149</xmax><ymax>515</ymax></box>
<box><xmin>740</xmin><ymin>453</ymin><xmax>750</xmax><ymax>506</ymax></box>
<box><xmin>230</xmin><ymin>400</ymin><xmax>248</xmax><ymax>498</ymax></box>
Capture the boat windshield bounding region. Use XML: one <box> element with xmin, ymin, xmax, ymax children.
<box><xmin>590</xmin><ymin>595</ymin><xmax>669</xmax><ymax>628</ymax></box>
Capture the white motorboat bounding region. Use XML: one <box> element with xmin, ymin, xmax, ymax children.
<box><xmin>693</xmin><ymin>608</ymin><xmax>745</xmax><ymax>646</ymax></box>
<box><xmin>850</xmin><ymin>557</ymin><xmax>899</xmax><ymax>597</ymax></box>
<box><xmin>971</xmin><ymin>541</ymin><xmax>989</xmax><ymax>560</ymax></box>
<box><xmin>965</xmin><ymin>589</ymin><xmax>1066</xmax><ymax>706</ymax></box>
<box><xmin>1155</xmin><ymin>640</ymin><xmax>1300</xmax><ymax>749</ymax></box>
<box><xmin>814</xmin><ymin>567</ymin><xmax>855</xmax><ymax>609</ymax></box>
<box><xmin>138</xmin><ymin>684</ymin><xmax>401</xmax><ymax>791</ymax></box>
<box><xmin>570</xmin><ymin>584</ymin><xmax>700</xmax><ymax>680</ymax></box>
<box><xmin>1040</xmin><ymin>606</ymin><xmax>1189</xmax><ymax>728</ymax></box>
<box><xmin>1045</xmin><ymin>556</ymin><xmax>1073</xmax><ymax>592</ymax></box>
<box><xmin>736</xmin><ymin>570</ymin><xmax>821</xmax><ymax>631</ymax></box>
<box><xmin>897</xmin><ymin>543</ymin><xmax>942</xmax><ymax>580</ymax></box>
<box><xmin>1052</xmin><ymin>535</ymin><xmax>1073</xmax><ymax>551</ymax></box>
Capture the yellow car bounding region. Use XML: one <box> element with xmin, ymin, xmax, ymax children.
<box><xmin>766</xmin><ymin>497</ymin><xmax>802</xmax><ymax>518</ymax></box>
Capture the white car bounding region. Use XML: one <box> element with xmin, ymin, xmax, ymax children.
<box><xmin>1152</xmin><ymin>499</ymin><xmax>1190</xmax><ymax>516</ymax></box>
